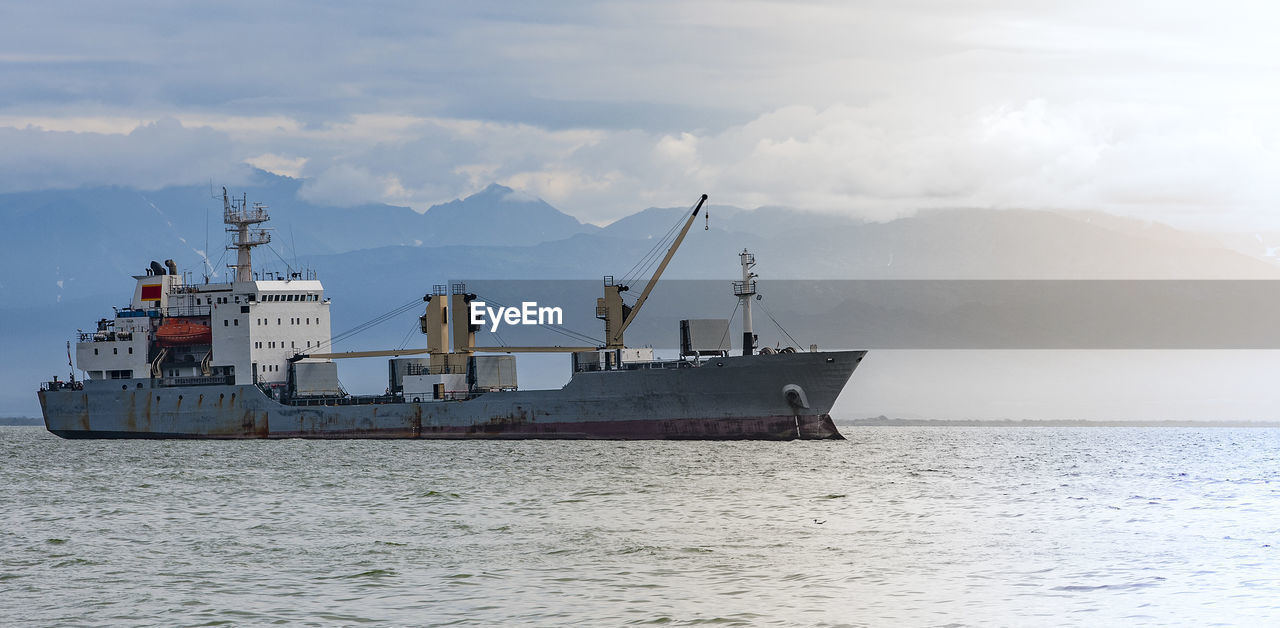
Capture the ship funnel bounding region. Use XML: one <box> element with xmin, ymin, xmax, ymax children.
<box><xmin>149</xmin><ymin>260</ymin><xmax>166</xmax><ymax>276</ymax></box>
<box><xmin>164</xmin><ymin>259</ymin><xmax>178</xmax><ymax>275</ymax></box>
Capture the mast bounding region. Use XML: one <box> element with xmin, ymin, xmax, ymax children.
<box><xmin>223</xmin><ymin>187</ymin><xmax>271</xmax><ymax>283</ymax></box>
<box><xmin>734</xmin><ymin>249</ymin><xmax>757</xmax><ymax>355</ymax></box>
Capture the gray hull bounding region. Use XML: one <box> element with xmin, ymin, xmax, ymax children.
<box><xmin>40</xmin><ymin>351</ymin><xmax>864</xmax><ymax>440</ymax></box>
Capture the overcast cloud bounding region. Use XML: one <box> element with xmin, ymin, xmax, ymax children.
<box><xmin>3</xmin><ymin>1</ymin><xmax>1280</xmax><ymax>227</ymax></box>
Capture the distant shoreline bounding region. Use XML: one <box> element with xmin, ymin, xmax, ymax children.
<box><xmin>0</xmin><ymin>418</ymin><xmax>43</xmax><ymax>426</ymax></box>
<box><xmin>840</xmin><ymin>416</ymin><xmax>1280</xmax><ymax>428</ymax></box>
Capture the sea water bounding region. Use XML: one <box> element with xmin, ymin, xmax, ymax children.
<box><xmin>2</xmin><ymin>426</ymin><xmax>1277</xmax><ymax>626</ymax></box>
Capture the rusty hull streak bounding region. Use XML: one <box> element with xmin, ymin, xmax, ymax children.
<box><xmin>143</xmin><ymin>390</ymin><xmax>153</xmax><ymax>432</ymax></box>
<box><xmin>78</xmin><ymin>393</ymin><xmax>90</xmax><ymax>432</ymax></box>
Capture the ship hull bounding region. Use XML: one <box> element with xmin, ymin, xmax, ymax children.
<box><xmin>40</xmin><ymin>351</ymin><xmax>863</xmax><ymax>441</ymax></box>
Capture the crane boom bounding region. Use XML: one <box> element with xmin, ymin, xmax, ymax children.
<box><xmin>465</xmin><ymin>345</ymin><xmax>598</xmax><ymax>353</ymax></box>
<box><xmin>294</xmin><ymin>348</ymin><xmax>431</xmax><ymax>360</ymax></box>
<box><xmin>612</xmin><ymin>194</ymin><xmax>706</xmax><ymax>344</ymax></box>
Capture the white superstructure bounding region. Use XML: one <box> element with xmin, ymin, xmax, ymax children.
<box><xmin>74</xmin><ymin>190</ymin><xmax>333</xmax><ymax>389</ymax></box>
<box><xmin>229</xmin><ymin>278</ymin><xmax>331</xmax><ymax>385</ymax></box>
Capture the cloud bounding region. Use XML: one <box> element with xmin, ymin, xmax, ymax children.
<box><xmin>2</xmin><ymin>2</ymin><xmax>1280</xmax><ymax>228</ymax></box>
<box><xmin>245</xmin><ymin>153</ymin><xmax>308</xmax><ymax>178</ymax></box>
<box><xmin>500</xmin><ymin>188</ymin><xmax>543</xmax><ymax>203</ymax></box>
<box><xmin>296</xmin><ymin>164</ymin><xmax>408</xmax><ymax>208</ymax></box>
<box><xmin>0</xmin><ymin>117</ymin><xmax>251</xmax><ymax>192</ymax></box>
<box><xmin>4</xmin><ymin>99</ymin><xmax>1279</xmax><ymax>230</ymax></box>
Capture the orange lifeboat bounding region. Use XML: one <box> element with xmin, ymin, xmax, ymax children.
<box><xmin>156</xmin><ymin>319</ymin><xmax>213</xmax><ymax>347</ymax></box>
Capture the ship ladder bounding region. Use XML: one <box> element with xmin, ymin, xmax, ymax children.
<box><xmin>150</xmin><ymin>347</ymin><xmax>169</xmax><ymax>379</ymax></box>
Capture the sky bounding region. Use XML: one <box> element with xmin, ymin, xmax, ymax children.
<box><xmin>3</xmin><ymin>1</ymin><xmax>1280</xmax><ymax>227</ymax></box>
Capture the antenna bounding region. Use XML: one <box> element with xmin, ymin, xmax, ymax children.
<box><xmin>290</xmin><ymin>225</ymin><xmax>298</xmax><ymax>271</ymax></box>
<box><xmin>223</xmin><ymin>187</ymin><xmax>271</xmax><ymax>283</ymax></box>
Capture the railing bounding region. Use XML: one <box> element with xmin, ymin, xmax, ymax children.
<box><xmin>225</xmin><ymin>206</ymin><xmax>269</xmax><ymax>224</ymax></box>
<box><xmin>404</xmin><ymin>363</ymin><xmax>466</xmax><ymax>376</ymax></box>
<box><xmin>170</xmin><ymin>282</ymin><xmax>232</xmax><ymax>294</ymax></box>
<box><xmin>623</xmin><ymin>360</ymin><xmax>697</xmax><ymax>370</ymax></box>
<box><xmin>118</xmin><ymin>309</ymin><xmax>158</xmax><ymax>318</ymax></box>
<box><xmin>165</xmin><ymin>305</ymin><xmax>212</xmax><ymax>318</ymax></box>
<box><xmin>573</xmin><ymin>359</ymin><xmax>698</xmax><ymax>373</ymax></box>
<box><xmin>158</xmin><ymin>375</ymin><xmax>234</xmax><ymax>387</ymax></box>
<box><xmin>40</xmin><ymin>380</ymin><xmax>83</xmax><ymax>392</ymax></box>
<box><xmin>235</xmin><ymin>228</ymin><xmax>271</xmax><ymax>246</ymax></box>
<box><xmin>283</xmin><ymin>391</ymin><xmax>484</xmax><ymax>406</ymax></box>
<box><xmin>77</xmin><ymin>331</ymin><xmax>134</xmax><ymax>342</ymax></box>
<box><xmin>285</xmin><ymin>394</ymin><xmax>403</xmax><ymax>407</ymax></box>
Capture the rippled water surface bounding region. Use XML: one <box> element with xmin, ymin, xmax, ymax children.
<box><xmin>2</xmin><ymin>426</ymin><xmax>1279</xmax><ymax>626</ymax></box>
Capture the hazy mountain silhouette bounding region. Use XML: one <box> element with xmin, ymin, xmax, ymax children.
<box><xmin>6</xmin><ymin>175</ymin><xmax>1279</xmax><ymax>308</ymax></box>
<box><xmin>418</xmin><ymin>183</ymin><xmax>600</xmax><ymax>245</ymax></box>
<box><xmin>4</xmin><ymin>176</ymin><xmax>1280</xmax><ymax>415</ymax></box>
<box><xmin>0</xmin><ymin>174</ymin><xmax>600</xmax><ymax>304</ymax></box>
<box><xmin>605</xmin><ymin>205</ymin><xmax>1279</xmax><ymax>279</ymax></box>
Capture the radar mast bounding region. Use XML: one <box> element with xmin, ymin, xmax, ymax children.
<box><xmin>223</xmin><ymin>187</ymin><xmax>271</xmax><ymax>283</ymax></box>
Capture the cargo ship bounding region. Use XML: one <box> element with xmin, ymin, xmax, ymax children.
<box><xmin>38</xmin><ymin>190</ymin><xmax>864</xmax><ymax>439</ymax></box>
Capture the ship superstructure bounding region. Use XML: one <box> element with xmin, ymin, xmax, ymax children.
<box><xmin>73</xmin><ymin>189</ymin><xmax>332</xmax><ymax>392</ymax></box>
<box><xmin>40</xmin><ymin>191</ymin><xmax>865</xmax><ymax>440</ymax></box>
